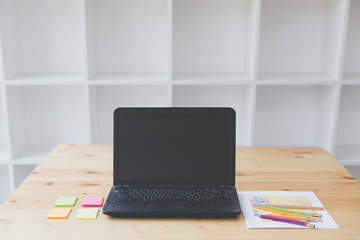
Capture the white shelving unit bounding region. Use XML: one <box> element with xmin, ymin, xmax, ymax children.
<box><xmin>13</xmin><ymin>164</ymin><xmax>37</xmax><ymax>188</ymax></box>
<box><xmin>254</xmin><ymin>85</ymin><xmax>338</xmax><ymax>150</ymax></box>
<box><xmin>0</xmin><ymin>0</ymin><xmax>359</xmax><ymax>202</ymax></box>
<box><xmin>6</xmin><ymin>86</ymin><xmax>89</xmax><ymax>164</ymax></box>
<box><xmin>0</xmin><ymin>0</ymin><xmax>85</xmax><ymax>82</ymax></box>
<box><xmin>85</xmin><ymin>0</ymin><xmax>170</xmax><ymax>82</ymax></box>
<box><xmin>0</xmin><ymin>88</ymin><xmax>8</xmax><ymax>163</ymax></box>
<box><xmin>343</xmin><ymin>0</ymin><xmax>360</xmax><ymax>82</ymax></box>
<box><xmin>173</xmin><ymin>0</ymin><xmax>259</xmax><ymax>81</ymax></box>
<box><xmin>0</xmin><ymin>165</ymin><xmax>11</xmax><ymax>203</ymax></box>
<box><xmin>258</xmin><ymin>0</ymin><xmax>346</xmax><ymax>82</ymax></box>
<box><xmin>335</xmin><ymin>86</ymin><xmax>360</xmax><ymax>165</ymax></box>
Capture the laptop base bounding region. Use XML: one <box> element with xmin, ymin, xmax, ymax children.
<box><xmin>103</xmin><ymin>185</ymin><xmax>241</xmax><ymax>218</ymax></box>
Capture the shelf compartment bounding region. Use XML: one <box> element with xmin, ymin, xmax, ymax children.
<box><xmin>0</xmin><ymin>91</ymin><xmax>8</xmax><ymax>163</ymax></box>
<box><xmin>335</xmin><ymin>86</ymin><xmax>360</xmax><ymax>165</ymax></box>
<box><xmin>85</xmin><ymin>0</ymin><xmax>169</xmax><ymax>81</ymax></box>
<box><xmin>254</xmin><ymin>85</ymin><xmax>337</xmax><ymax>151</ymax></box>
<box><xmin>0</xmin><ymin>0</ymin><xmax>85</xmax><ymax>81</ymax></box>
<box><xmin>12</xmin><ymin>146</ymin><xmax>54</xmax><ymax>165</ymax></box>
<box><xmin>344</xmin><ymin>165</ymin><xmax>360</xmax><ymax>182</ymax></box>
<box><xmin>13</xmin><ymin>164</ymin><xmax>37</xmax><ymax>189</ymax></box>
<box><xmin>0</xmin><ymin>165</ymin><xmax>11</xmax><ymax>203</ymax></box>
<box><xmin>173</xmin><ymin>0</ymin><xmax>258</xmax><ymax>81</ymax></box>
<box><xmin>342</xmin><ymin>73</ymin><xmax>360</xmax><ymax>83</ymax></box>
<box><xmin>0</xmin><ymin>146</ymin><xmax>8</xmax><ymax>164</ymax></box>
<box><xmin>343</xmin><ymin>0</ymin><xmax>360</xmax><ymax>82</ymax></box>
<box><xmin>6</xmin><ymin>86</ymin><xmax>88</xmax><ymax>163</ymax></box>
<box><xmin>335</xmin><ymin>146</ymin><xmax>360</xmax><ymax>166</ymax></box>
<box><xmin>89</xmin><ymin>85</ymin><xmax>169</xmax><ymax>144</ymax></box>
<box><xmin>172</xmin><ymin>85</ymin><xmax>254</xmax><ymax>146</ymax></box>
<box><xmin>258</xmin><ymin>0</ymin><xmax>347</xmax><ymax>81</ymax></box>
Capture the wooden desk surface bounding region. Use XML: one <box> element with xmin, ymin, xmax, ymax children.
<box><xmin>1</xmin><ymin>145</ymin><xmax>360</xmax><ymax>240</ymax></box>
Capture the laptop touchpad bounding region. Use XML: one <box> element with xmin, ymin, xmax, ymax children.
<box><xmin>144</xmin><ymin>203</ymin><xmax>182</xmax><ymax>212</ymax></box>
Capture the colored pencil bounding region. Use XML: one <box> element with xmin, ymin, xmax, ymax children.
<box><xmin>262</xmin><ymin>205</ymin><xmax>322</xmax><ymax>218</ymax></box>
<box><xmin>271</xmin><ymin>213</ymin><xmax>319</xmax><ymax>222</ymax></box>
<box><xmin>258</xmin><ymin>206</ymin><xmax>311</xmax><ymax>219</ymax></box>
<box><xmin>260</xmin><ymin>215</ymin><xmax>315</xmax><ymax>228</ymax></box>
<box><xmin>258</xmin><ymin>204</ymin><xmax>324</xmax><ymax>211</ymax></box>
<box><xmin>266</xmin><ymin>214</ymin><xmax>308</xmax><ymax>223</ymax></box>
<box><xmin>271</xmin><ymin>213</ymin><xmax>309</xmax><ymax>221</ymax></box>
<box><xmin>258</xmin><ymin>206</ymin><xmax>319</xmax><ymax>222</ymax></box>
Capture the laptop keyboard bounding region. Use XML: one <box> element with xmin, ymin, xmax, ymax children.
<box><xmin>115</xmin><ymin>186</ymin><xmax>231</xmax><ymax>202</ymax></box>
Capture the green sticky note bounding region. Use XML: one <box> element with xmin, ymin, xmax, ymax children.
<box><xmin>75</xmin><ymin>208</ymin><xmax>99</xmax><ymax>220</ymax></box>
<box><xmin>54</xmin><ymin>197</ymin><xmax>77</xmax><ymax>207</ymax></box>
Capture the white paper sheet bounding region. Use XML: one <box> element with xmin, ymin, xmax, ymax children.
<box><xmin>238</xmin><ymin>191</ymin><xmax>339</xmax><ymax>229</ymax></box>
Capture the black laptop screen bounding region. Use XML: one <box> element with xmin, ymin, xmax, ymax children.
<box><xmin>114</xmin><ymin>108</ymin><xmax>235</xmax><ymax>186</ymax></box>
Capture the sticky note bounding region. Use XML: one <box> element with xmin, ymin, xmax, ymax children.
<box><xmin>75</xmin><ymin>208</ymin><xmax>99</xmax><ymax>220</ymax></box>
<box><xmin>82</xmin><ymin>197</ymin><xmax>104</xmax><ymax>207</ymax></box>
<box><xmin>54</xmin><ymin>197</ymin><xmax>77</xmax><ymax>207</ymax></box>
<box><xmin>46</xmin><ymin>208</ymin><xmax>72</xmax><ymax>219</ymax></box>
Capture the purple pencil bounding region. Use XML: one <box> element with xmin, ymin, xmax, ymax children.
<box><xmin>260</xmin><ymin>215</ymin><xmax>315</xmax><ymax>228</ymax></box>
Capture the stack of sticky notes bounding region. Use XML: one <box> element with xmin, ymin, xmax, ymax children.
<box><xmin>54</xmin><ymin>197</ymin><xmax>78</xmax><ymax>207</ymax></box>
<box><xmin>47</xmin><ymin>196</ymin><xmax>77</xmax><ymax>219</ymax></box>
<box><xmin>46</xmin><ymin>196</ymin><xmax>104</xmax><ymax>220</ymax></box>
<box><xmin>75</xmin><ymin>197</ymin><xmax>104</xmax><ymax>220</ymax></box>
<box><xmin>82</xmin><ymin>197</ymin><xmax>104</xmax><ymax>207</ymax></box>
<box><xmin>46</xmin><ymin>208</ymin><xmax>72</xmax><ymax>219</ymax></box>
<box><xmin>75</xmin><ymin>208</ymin><xmax>100</xmax><ymax>220</ymax></box>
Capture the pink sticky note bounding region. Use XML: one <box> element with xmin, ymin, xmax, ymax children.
<box><xmin>82</xmin><ymin>197</ymin><xmax>104</xmax><ymax>207</ymax></box>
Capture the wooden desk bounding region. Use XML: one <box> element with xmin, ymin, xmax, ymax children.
<box><xmin>1</xmin><ymin>145</ymin><xmax>360</xmax><ymax>240</ymax></box>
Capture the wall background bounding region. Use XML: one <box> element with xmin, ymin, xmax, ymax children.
<box><xmin>0</xmin><ymin>0</ymin><xmax>360</xmax><ymax>203</ymax></box>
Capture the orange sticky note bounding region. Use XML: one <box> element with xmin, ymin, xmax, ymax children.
<box><xmin>46</xmin><ymin>208</ymin><xmax>72</xmax><ymax>219</ymax></box>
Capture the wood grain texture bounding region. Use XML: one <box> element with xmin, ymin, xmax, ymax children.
<box><xmin>1</xmin><ymin>145</ymin><xmax>360</xmax><ymax>240</ymax></box>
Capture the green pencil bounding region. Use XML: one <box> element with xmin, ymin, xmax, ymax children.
<box><xmin>262</xmin><ymin>205</ymin><xmax>322</xmax><ymax>218</ymax></box>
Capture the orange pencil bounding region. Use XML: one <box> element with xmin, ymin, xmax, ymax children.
<box><xmin>271</xmin><ymin>213</ymin><xmax>309</xmax><ymax>221</ymax></box>
<box><xmin>258</xmin><ymin>206</ymin><xmax>310</xmax><ymax>219</ymax></box>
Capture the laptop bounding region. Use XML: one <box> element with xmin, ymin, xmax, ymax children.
<box><xmin>103</xmin><ymin>107</ymin><xmax>241</xmax><ymax>218</ymax></box>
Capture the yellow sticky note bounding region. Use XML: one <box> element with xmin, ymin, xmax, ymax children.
<box><xmin>75</xmin><ymin>208</ymin><xmax>99</xmax><ymax>220</ymax></box>
<box><xmin>46</xmin><ymin>208</ymin><xmax>72</xmax><ymax>219</ymax></box>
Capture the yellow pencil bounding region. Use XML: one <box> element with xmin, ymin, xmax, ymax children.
<box><xmin>271</xmin><ymin>213</ymin><xmax>309</xmax><ymax>221</ymax></box>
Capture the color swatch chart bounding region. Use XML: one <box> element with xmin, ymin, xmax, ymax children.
<box><xmin>238</xmin><ymin>191</ymin><xmax>339</xmax><ymax>229</ymax></box>
<box><xmin>249</xmin><ymin>196</ymin><xmax>312</xmax><ymax>217</ymax></box>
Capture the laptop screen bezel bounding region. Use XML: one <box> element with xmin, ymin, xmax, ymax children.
<box><xmin>113</xmin><ymin>107</ymin><xmax>236</xmax><ymax>186</ymax></box>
